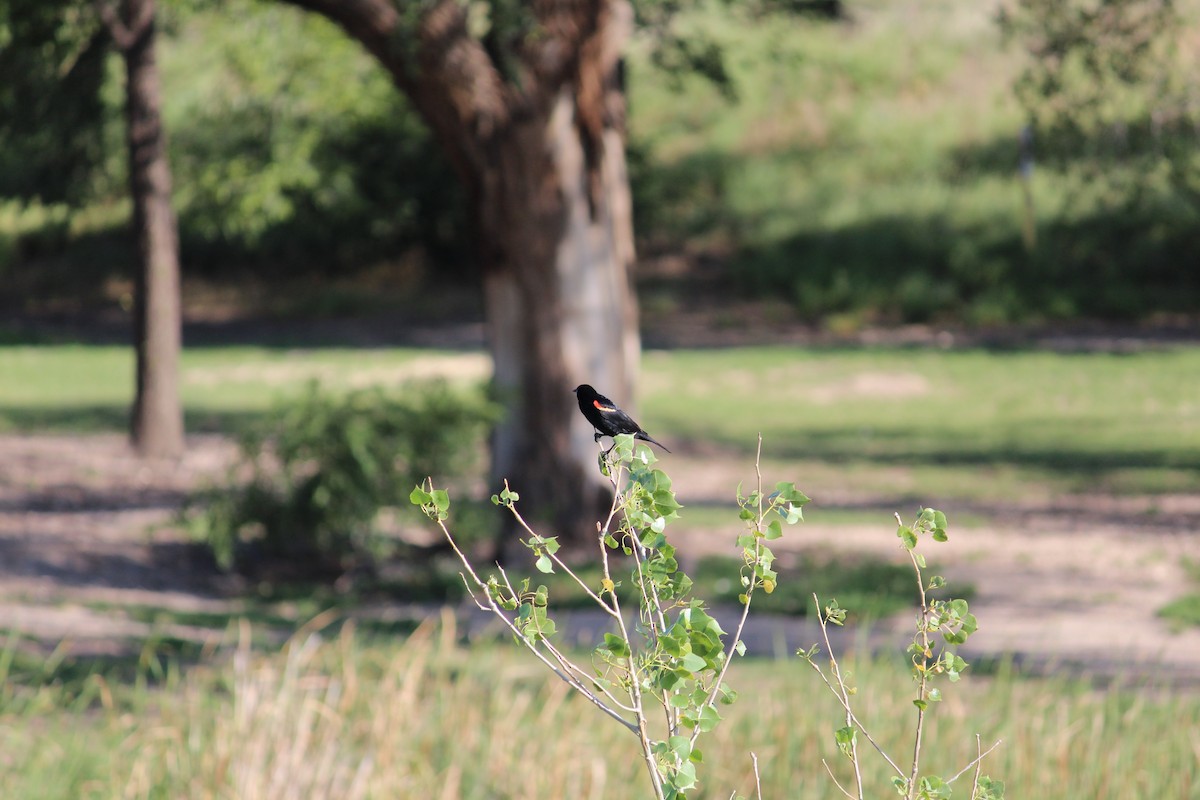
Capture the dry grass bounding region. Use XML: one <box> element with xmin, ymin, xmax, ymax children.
<box><xmin>49</xmin><ymin>615</ymin><xmax>1193</xmax><ymax>800</ymax></box>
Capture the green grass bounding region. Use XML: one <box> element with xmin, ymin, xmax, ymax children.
<box><xmin>1</xmin><ymin>621</ymin><xmax>1197</xmax><ymax>799</ymax></box>
<box><xmin>0</xmin><ymin>344</ymin><xmax>483</xmax><ymax>433</ymax></box>
<box><xmin>4</xmin><ymin>341</ymin><xmax>1198</xmax><ymax>506</ymax></box>
<box><xmin>643</xmin><ymin>345</ymin><xmax>1200</xmax><ymax>499</ymax></box>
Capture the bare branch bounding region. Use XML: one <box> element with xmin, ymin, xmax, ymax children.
<box><xmin>948</xmin><ymin>735</ymin><xmax>1003</xmax><ymax>786</ymax></box>
<box><xmin>821</xmin><ymin>759</ymin><xmax>856</xmax><ymax>800</ymax></box>
<box><xmin>433</xmin><ymin>515</ymin><xmax>638</xmax><ymax>735</ymax></box>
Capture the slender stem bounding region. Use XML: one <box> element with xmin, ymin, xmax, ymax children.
<box><xmin>689</xmin><ymin>434</ymin><xmax>762</xmax><ymax>749</ymax></box>
<box><xmin>751</xmin><ymin>751</ymin><xmax>763</xmax><ymax>800</ymax></box>
<box><xmin>592</xmin><ymin>456</ymin><xmax>668</xmax><ymax>799</ymax></box>
<box><xmin>810</xmin><ymin>592</ymin><xmax>905</xmax><ymax>780</ymax></box>
<box><xmin>907</xmin><ymin>550</ymin><xmax>930</xmax><ymax>800</ymax></box>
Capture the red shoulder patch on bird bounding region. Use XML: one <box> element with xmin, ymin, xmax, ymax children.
<box><xmin>593</xmin><ymin>400</ymin><xmax>617</xmax><ymax>412</ymax></box>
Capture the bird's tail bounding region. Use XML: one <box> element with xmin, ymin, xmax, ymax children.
<box><xmin>637</xmin><ymin>432</ymin><xmax>671</xmax><ymax>453</ymax></box>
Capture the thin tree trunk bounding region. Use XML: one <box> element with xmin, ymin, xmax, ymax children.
<box><xmin>105</xmin><ymin>0</ymin><xmax>184</xmax><ymax>458</ymax></box>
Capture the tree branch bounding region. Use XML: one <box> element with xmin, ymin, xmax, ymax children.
<box><xmin>95</xmin><ymin>0</ymin><xmax>154</xmax><ymax>52</ymax></box>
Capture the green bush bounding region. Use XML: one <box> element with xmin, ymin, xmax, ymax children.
<box><xmin>185</xmin><ymin>380</ymin><xmax>499</xmax><ymax>575</ymax></box>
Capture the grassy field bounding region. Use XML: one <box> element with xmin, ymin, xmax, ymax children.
<box><xmin>2</xmin><ymin>620</ymin><xmax>1198</xmax><ymax>799</ymax></box>
<box><xmin>5</xmin><ymin>340</ymin><xmax>1194</xmax><ymax>500</ymax></box>
<box><xmin>3</xmin><ymin>342</ymin><xmax>1199</xmax><ymax>797</ymax></box>
<box><xmin>642</xmin><ymin>344</ymin><xmax>1200</xmax><ymax>502</ymax></box>
<box><xmin>0</xmin><ymin>344</ymin><xmax>485</xmax><ymax>433</ymax></box>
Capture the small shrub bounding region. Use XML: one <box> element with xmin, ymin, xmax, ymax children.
<box><xmin>185</xmin><ymin>379</ymin><xmax>499</xmax><ymax>575</ymax></box>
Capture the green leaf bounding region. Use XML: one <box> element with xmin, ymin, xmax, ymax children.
<box><xmin>697</xmin><ymin>704</ymin><xmax>721</xmax><ymax>732</ymax></box>
<box><xmin>535</xmin><ymin>554</ymin><xmax>554</xmax><ymax>574</ymax></box>
<box><xmin>409</xmin><ymin>486</ymin><xmax>431</xmax><ymax>505</ymax></box>
<box><xmin>834</xmin><ymin>725</ymin><xmax>856</xmax><ymax>758</ymax></box>
<box><xmin>602</xmin><ymin>633</ymin><xmax>630</xmax><ymax>657</ymax></box>
<box><xmin>774</xmin><ymin>482</ymin><xmax>810</xmax><ymax>505</ymax></box>
<box><xmin>765</xmin><ymin>519</ymin><xmax>783</xmax><ymax>540</ymax></box>
<box><xmin>678</xmin><ymin>652</ymin><xmax>707</xmax><ymax>673</ymax></box>
<box><xmin>898</xmin><ymin>525</ymin><xmax>918</xmax><ymax>550</ymax></box>
<box><xmin>674</xmin><ymin>760</ymin><xmax>697</xmax><ymax>791</ymax></box>
<box><xmin>734</xmin><ymin>640</ymin><xmax>746</xmax><ymax>657</ymax></box>
<box><xmin>932</xmin><ymin>528</ymin><xmax>949</xmax><ymax>542</ymax></box>
<box><xmin>431</xmin><ymin>489</ymin><xmax>450</xmax><ymax>512</ymax></box>
<box><xmin>932</xmin><ymin>510</ymin><xmax>948</xmax><ymax>529</ymax></box>
<box><xmin>913</xmin><ymin>698</ymin><xmax>928</xmax><ymax>711</ymax></box>
<box><xmin>668</xmin><ymin>735</ymin><xmax>692</xmax><ymax>759</ymax></box>
<box><xmin>977</xmin><ymin>776</ymin><xmax>1006</xmax><ymax>800</ymax></box>
<box><xmin>918</xmin><ymin>775</ymin><xmax>951</xmax><ymax>798</ymax></box>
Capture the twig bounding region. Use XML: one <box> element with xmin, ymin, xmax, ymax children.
<box><xmin>751</xmin><ymin>751</ymin><xmax>763</xmax><ymax>800</ymax></box>
<box><xmin>434</xmin><ymin>516</ymin><xmax>639</xmax><ymax>736</ymax></box>
<box><xmin>822</xmin><ymin>759</ymin><xmax>856</xmax><ymax>800</ymax></box>
<box><xmin>948</xmin><ymin>735</ymin><xmax>1003</xmax><ymax>786</ymax></box>
<box><xmin>504</xmin><ymin>481</ymin><xmax>620</xmax><ymax>618</ymax></box>
<box><xmin>809</xmin><ymin>593</ymin><xmax>905</xmax><ymax>780</ymax></box>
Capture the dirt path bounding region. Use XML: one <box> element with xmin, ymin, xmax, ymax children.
<box><xmin>2</xmin><ymin>434</ymin><xmax>1199</xmax><ymax>683</ymax></box>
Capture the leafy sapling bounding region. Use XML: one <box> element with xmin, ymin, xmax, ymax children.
<box><xmin>801</xmin><ymin>508</ymin><xmax>1004</xmax><ymax>800</ymax></box>
<box><xmin>412</xmin><ymin>433</ymin><xmax>808</xmax><ymax>800</ymax></box>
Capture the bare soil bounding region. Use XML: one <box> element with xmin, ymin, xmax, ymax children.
<box><xmin>2</xmin><ymin>431</ymin><xmax>1199</xmax><ymax>684</ymax></box>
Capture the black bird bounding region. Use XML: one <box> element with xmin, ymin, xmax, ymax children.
<box><xmin>574</xmin><ymin>384</ymin><xmax>670</xmax><ymax>453</ymax></box>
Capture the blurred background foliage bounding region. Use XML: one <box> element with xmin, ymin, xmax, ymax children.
<box><xmin>2</xmin><ymin>0</ymin><xmax>1199</xmax><ymax>325</ymax></box>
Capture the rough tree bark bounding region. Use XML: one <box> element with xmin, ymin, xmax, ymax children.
<box><xmin>98</xmin><ymin>0</ymin><xmax>184</xmax><ymax>458</ymax></box>
<box><xmin>281</xmin><ymin>0</ymin><xmax>641</xmax><ymax>540</ymax></box>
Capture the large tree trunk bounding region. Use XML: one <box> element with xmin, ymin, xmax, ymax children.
<box><xmin>103</xmin><ymin>0</ymin><xmax>184</xmax><ymax>458</ymax></box>
<box><xmin>282</xmin><ymin>0</ymin><xmax>641</xmax><ymax>543</ymax></box>
<box><xmin>484</xmin><ymin>85</ymin><xmax>640</xmax><ymax>539</ymax></box>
